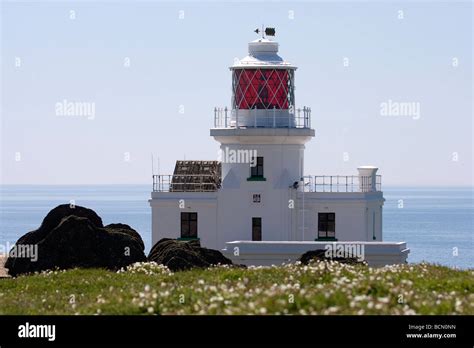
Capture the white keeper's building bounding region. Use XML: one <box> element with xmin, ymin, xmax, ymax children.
<box><xmin>149</xmin><ymin>34</ymin><xmax>409</xmax><ymax>266</ymax></box>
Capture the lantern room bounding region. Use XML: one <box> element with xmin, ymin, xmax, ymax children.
<box><xmin>229</xmin><ymin>37</ymin><xmax>300</xmax><ymax>128</ymax></box>
<box><xmin>213</xmin><ymin>30</ymin><xmax>311</xmax><ymax>129</ymax></box>
<box><xmin>231</xmin><ymin>38</ymin><xmax>295</xmax><ymax>110</ymax></box>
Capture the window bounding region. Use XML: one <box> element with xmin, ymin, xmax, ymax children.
<box><xmin>232</xmin><ymin>69</ymin><xmax>295</xmax><ymax>110</ymax></box>
<box><xmin>252</xmin><ymin>217</ymin><xmax>262</xmax><ymax>241</ymax></box>
<box><xmin>250</xmin><ymin>157</ymin><xmax>264</xmax><ymax>178</ymax></box>
<box><xmin>252</xmin><ymin>194</ymin><xmax>261</xmax><ymax>203</ymax></box>
<box><xmin>181</xmin><ymin>212</ymin><xmax>198</xmax><ymax>238</ymax></box>
<box><xmin>318</xmin><ymin>213</ymin><xmax>335</xmax><ymax>239</ymax></box>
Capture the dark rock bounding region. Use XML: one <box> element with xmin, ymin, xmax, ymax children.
<box><xmin>105</xmin><ymin>223</ymin><xmax>145</xmax><ymax>251</ymax></box>
<box><xmin>299</xmin><ymin>249</ymin><xmax>364</xmax><ymax>265</ymax></box>
<box><xmin>16</xmin><ymin>204</ymin><xmax>103</xmax><ymax>246</ymax></box>
<box><xmin>6</xmin><ymin>205</ymin><xmax>146</xmax><ymax>276</ymax></box>
<box><xmin>148</xmin><ymin>238</ymin><xmax>233</xmax><ymax>271</ymax></box>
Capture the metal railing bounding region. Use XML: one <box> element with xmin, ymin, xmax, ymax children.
<box><xmin>301</xmin><ymin>175</ymin><xmax>382</xmax><ymax>193</ymax></box>
<box><xmin>214</xmin><ymin>106</ymin><xmax>311</xmax><ymax>129</ymax></box>
<box><xmin>153</xmin><ymin>174</ymin><xmax>220</xmax><ymax>192</ymax></box>
<box><xmin>153</xmin><ymin>174</ymin><xmax>381</xmax><ymax>193</ymax></box>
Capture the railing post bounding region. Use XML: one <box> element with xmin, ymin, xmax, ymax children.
<box><xmin>305</xmin><ymin>107</ymin><xmax>308</xmax><ymax>128</ymax></box>
<box><xmin>254</xmin><ymin>106</ymin><xmax>257</xmax><ymax>128</ymax></box>
<box><xmin>236</xmin><ymin>107</ymin><xmax>239</xmax><ymax>128</ymax></box>
<box><xmin>273</xmin><ymin>106</ymin><xmax>276</xmax><ymax>128</ymax></box>
<box><xmin>309</xmin><ymin>107</ymin><xmax>311</xmax><ymax>128</ymax></box>
<box><xmin>224</xmin><ymin>107</ymin><xmax>228</xmax><ymax>128</ymax></box>
<box><xmin>302</xmin><ymin>107</ymin><xmax>305</xmax><ymax>128</ymax></box>
<box><xmin>308</xmin><ymin>107</ymin><xmax>311</xmax><ymax>128</ymax></box>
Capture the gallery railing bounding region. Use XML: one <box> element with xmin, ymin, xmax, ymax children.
<box><xmin>153</xmin><ymin>174</ymin><xmax>220</xmax><ymax>192</ymax></box>
<box><xmin>153</xmin><ymin>174</ymin><xmax>381</xmax><ymax>193</ymax></box>
<box><xmin>213</xmin><ymin>106</ymin><xmax>311</xmax><ymax>129</ymax></box>
<box><xmin>301</xmin><ymin>175</ymin><xmax>382</xmax><ymax>193</ymax></box>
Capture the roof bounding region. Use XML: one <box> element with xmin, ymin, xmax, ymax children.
<box><xmin>170</xmin><ymin>161</ymin><xmax>221</xmax><ymax>192</ymax></box>
<box><xmin>231</xmin><ymin>38</ymin><xmax>296</xmax><ymax>70</ymax></box>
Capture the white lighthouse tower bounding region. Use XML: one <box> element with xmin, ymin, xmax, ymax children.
<box><xmin>149</xmin><ymin>30</ymin><xmax>410</xmax><ymax>266</ymax></box>
<box><xmin>211</xmin><ymin>33</ymin><xmax>315</xmax><ymax>245</ymax></box>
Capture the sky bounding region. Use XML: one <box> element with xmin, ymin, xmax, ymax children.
<box><xmin>0</xmin><ymin>0</ymin><xmax>472</xmax><ymax>186</ymax></box>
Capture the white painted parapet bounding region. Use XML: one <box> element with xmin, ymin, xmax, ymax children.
<box><xmin>223</xmin><ymin>241</ymin><xmax>410</xmax><ymax>267</ymax></box>
<box><xmin>357</xmin><ymin>166</ymin><xmax>378</xmax><ymax>192</ymax></box>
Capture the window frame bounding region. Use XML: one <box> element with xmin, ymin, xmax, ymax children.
<box><xmin>318</xmin><ymin>212</ymin><xmax>336</xmax><ymax>239</ymax></box>
<box><xmin>252</xmin><ymin>193</ymin><xmax>261</xmax><ymax>203</ymax></box>
<box><xmin>181</xmin><ymin>212</ymin><xmax>198</xmax><ymax>239</ymax></box>
<box><xmin>250</xmin><ymin>157</ymin><xmax>264</xmax><ymax>178</ymax></box>
<box><xmin>252</xmin><ymin>217</ymin><xmax>262</xmax><ymax>241</ymax></box>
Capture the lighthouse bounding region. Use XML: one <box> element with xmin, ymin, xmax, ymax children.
<box><xmin>211</xmin><ymin>31</ymin><xmax>315</xmax><ymax>245</ymax></box>
<box><xmin>149</xmin><ymin>30</ymin><xmax>409</xmax><ymax>266</ymax></box>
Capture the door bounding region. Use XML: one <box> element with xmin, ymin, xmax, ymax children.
<box><xmin>252</xmin><ymin>217</ymin><xmax>262</xmax><ymax>241</ymax></box>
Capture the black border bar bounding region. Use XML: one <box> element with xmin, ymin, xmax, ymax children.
<box><xmin>0</xmin><ymin>315</ymin><xmax>472</xmax><ymax>345</ymax></box>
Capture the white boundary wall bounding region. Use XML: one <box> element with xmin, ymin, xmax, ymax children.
<box><xmin>223</xmin><ymin>241</ymin><xmax>410</xmax><ymax>267</ymax></box>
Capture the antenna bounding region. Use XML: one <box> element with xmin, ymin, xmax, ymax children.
<box><xmin>151</xmin><ymin>154</ymin><xmax>155</xmax><ymax>176</ymax></box>
<box><xmin>254</xmin><ymin>25</ymin><xmax>264</xmax><ymax>39</ymax></box>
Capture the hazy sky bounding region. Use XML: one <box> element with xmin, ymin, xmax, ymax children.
<box><xmin>1</xmin><ymin>1</ymin><xmax>472</xmax><ymax>186</ymax></box>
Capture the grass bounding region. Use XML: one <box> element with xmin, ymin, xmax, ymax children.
<box><xmin>0</xmin><ymin>261</ymin><xmax>472</xmax><ymax>315</ymax></box>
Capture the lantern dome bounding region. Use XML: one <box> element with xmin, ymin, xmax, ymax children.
<box><xmin>231</xmin><ymin>38</ymin><xmax>296</xmax><ymax>69</ymax></box>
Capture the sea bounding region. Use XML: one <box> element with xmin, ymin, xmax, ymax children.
<box><xmin>0</xmin><ymin>185</ymin><xmax>472</xmax><ymax>269</ymax></box>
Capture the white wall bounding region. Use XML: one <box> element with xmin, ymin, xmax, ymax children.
<box><xmin>295</xmin><ymin>192</ymin><xmax>384</xmax><ymax>242</ymax></box>
<box><xmin>150</xmin><ymin>189</ymin><xmax>385</xmax><ymax>250</ymax></box>
<box><xmin>150</xmin><ymin>128</ymin><xmax>385</xmax><ymax>250</ymax></box>
<box><xmin>223</xmin><ymin>241</ymin><xmax>409</xmax><ymax>267</ymax></box>
<box><xmin>215</xmin><ymin>142</ymin><xmax>305</xmax><ymax>249</ymax></box>
<box><xmin>220</xmin><ymin>143</ymin><xmax>304</xmax><ymax>188</ymax></box>
<box><xmin>150</xmin><ymin>192</ymin><xmax>219</xmax><ymax>249</ymax></box>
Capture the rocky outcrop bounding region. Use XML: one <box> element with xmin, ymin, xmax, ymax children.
<box><xmin>15</xmin><ymin>204</ymin><xmax>104</xmax><ymax>246</ymax></box>
<box><xmin>148</xmin><ymin>238</ymin><xmax>233</xmax><ymax>271</ymax></box>
<box><xmin>104</xmin><ymin>223</ymin><xmax>145</xmax><ymax>251</ymax></box>
<box><xmin>5</xmin><ymin>204</ymin><xmax>146</xmax><ymax>276</ymax></box>
<box><xmin>299</xmin><ymin>249</ymin><xmax>364</xmax><ymax>265</ymax></box>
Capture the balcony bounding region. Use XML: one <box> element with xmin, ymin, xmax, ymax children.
<box><xmin>153</xmin><ymin>174</ymin><xmax>382</xmax><ymax>193</ymax></box>
<box><xmin>300</xmin><ymin>175</ymin><xmax>382</xmax><ymax>193</ymax></box>
<box><xmin>213</xmin><ymin>107</ymin><xmax>311</xmax><ymax>129</ymax></box>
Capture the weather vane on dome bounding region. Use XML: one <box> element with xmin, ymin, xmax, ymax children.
<box><xmin>254</xmin><ymin>26</ymin><xmax>276</xmax><ymax>39</ymax></box>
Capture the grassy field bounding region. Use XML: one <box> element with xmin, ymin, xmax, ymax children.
<box><xmin>0</xmin><ymin>261</ymin><xmax>472</xmax><ymax>315</ymax></box>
